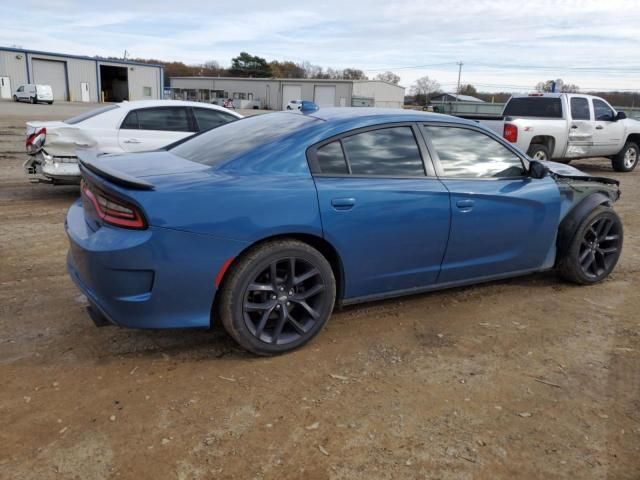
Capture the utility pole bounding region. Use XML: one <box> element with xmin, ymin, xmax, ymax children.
<box><xmin>456</xmin><ymin>61</ymin><xmax>463</xmax><ymax>101</ymax></box>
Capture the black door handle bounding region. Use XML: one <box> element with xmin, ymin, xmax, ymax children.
<box><xmin>595</xmin><ymin>125</ymin><xmax>604</xmax><ymax>130</ymax></box>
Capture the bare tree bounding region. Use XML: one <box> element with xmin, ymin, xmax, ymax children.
<box><xmin>535</xmin><ymin>79</ymin><xmax>580</xmax><ymax>93</ymax></box>
<box><xmin>375</xmin><ymin>71</ymin><xmax>401</xmax><ymax>85</ymax></box>
<box><xmin>411</xmin><ymin>76</ymin><xmax>441</xmax><ymax>104</ymax></box>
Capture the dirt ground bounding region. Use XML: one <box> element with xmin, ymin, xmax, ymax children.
<box><xmin>1</xmin><ymin>100</ymin><xmax>639</xmax><ymax>480</ymax></box>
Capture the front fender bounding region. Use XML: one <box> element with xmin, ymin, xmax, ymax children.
<box><xmin>556</xmin><ymin>193</ymin><xmax>612</xmax><ymax>258</ymax></box>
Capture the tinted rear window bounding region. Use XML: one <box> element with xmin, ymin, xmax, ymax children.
<box><xmin>503</xmin><ymin>97</ymin><xmax>563</xmax><ymax>118</ymax></box>
<box><xmin>65</xmin><ymin>105</ymin><xmax>120</xmax><ymax>125</ymax></box>
<box><xmin>171</xmin><ymin>113</ymin><xmax>317</xmax><ymax>166</ymax></box>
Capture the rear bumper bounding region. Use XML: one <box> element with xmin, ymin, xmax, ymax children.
<box><xmin>65</xmin><ymin>199</ymin><xmax>248</xmax><ymax>329</ymax></box>
<box><xmin>24</xmin><ymin>152</ymin><xmax>80</xmax><ymax>184</ymax></box>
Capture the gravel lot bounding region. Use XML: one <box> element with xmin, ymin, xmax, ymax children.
<box><xmin>1</xmin><ymin>100</ymin><xmax>639</xmax><ymax>479</ymax></box>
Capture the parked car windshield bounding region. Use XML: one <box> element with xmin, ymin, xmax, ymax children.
<box><xmin>171</xmin><ymin>113</ymin><xmax>318</xmax><ymax>166</ymax></box>
<box><xmin>503</xmin><ymin>97</ymin><xmax>563</xmax><ymax>118</ymax></box>
<box><xmin>65</xmin><ymin>105</ymin><xmax>120</xmax><ymax>125</ymax></box>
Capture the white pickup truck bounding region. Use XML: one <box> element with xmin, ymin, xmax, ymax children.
<box><xmin>474</xmin><ymin>93</ymin><xmax>640</xmax><ymax>172</ymax></box>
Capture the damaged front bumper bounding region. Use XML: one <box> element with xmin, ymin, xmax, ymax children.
<box><xmin>24</xmin><ymin>151</ymin><xmax>81</xmax><ymax>185</ymax></box>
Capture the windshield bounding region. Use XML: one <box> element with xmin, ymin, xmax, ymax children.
<box><xmin>171</xmin><ymin>113</ymin><xmax>319</xmax><ymax>166</ymax></box>
<box><xmin>504</xmin><ymin>97</ymin><xmax>563</xmax><ymax>118</ymax></box>
<box><xmin>65</xmin><ymin>105</ymin><xmax>120</xmax><ymax>125</ymax></box>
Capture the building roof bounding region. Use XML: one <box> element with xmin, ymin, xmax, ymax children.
<box><xmin>0</xmin><ymin>46</ymin><xmax>163</xmax><ymax>68</ymax></box>
<box><xmin>432</xmin><ymin>93</ymin><xmax>485</xmax><ymax>102</ymax></box>
<box><xmin>171</xmin><ymin>76</ymin><xmax>353</xmax><ymax>83</ymax></box>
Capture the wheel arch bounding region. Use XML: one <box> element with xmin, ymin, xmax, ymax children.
<box><xmin>624</xmin><ymin>133</ymin><xmax>640</xmax><ymax>149</ymax></box>
<box><xmin>556</xmin><ymin>192</ymin><xmax>612</xmax><ymax>262</ymax></box>
<box><xmin>212</xmin><ymin>232</ymin><xmax>346</xmax><ymax>324</ymax></box>
<box><xmin>529</xmin><ymin>135</ymin><xmax>556</xmax><ymax>157</ymax></box>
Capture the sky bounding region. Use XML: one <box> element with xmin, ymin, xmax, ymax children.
<box><xmin>2</xmin><ymin>0</ymin><xmax>640</xmax><ymax>93</ymax></box>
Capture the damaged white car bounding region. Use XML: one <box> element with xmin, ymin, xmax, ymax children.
<box><xmin>24</xmin><ymin>100</ymin><xmax>243</xmax><ymax>184</ymax></box>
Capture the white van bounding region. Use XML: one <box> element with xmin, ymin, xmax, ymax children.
<box><xmin>14</xmin><ymin>84</ymin><xmax>54</xmax><ymax>104</ymax></box>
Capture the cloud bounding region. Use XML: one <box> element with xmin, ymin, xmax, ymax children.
<box><xmin>2</xmin><ymin>0</ymin><xmax>640</xmax><ymax>91</ymax></box>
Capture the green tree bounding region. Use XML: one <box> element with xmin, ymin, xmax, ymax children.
<box><xmin>269</xmin><ymin>61</ymin><xmax>305</xmax><ymax>78</ymax></box>
<box><xmin>230</xmin><ymin>52</ymin><xmax>272</xmax><ymax>78</ymax></box>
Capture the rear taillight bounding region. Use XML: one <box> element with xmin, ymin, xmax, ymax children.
<box><xmin>81</xmin><ymin>180</ymin><xmax>147</xmax><ymax>230</ymax></box>
<box><xmin>26</xmin><ymin>127</ymin><xmax>46</xmax><ymax>154</ymax></box>
<box><xmin>503</xmin><ymin>123</ymin><xmax>518</xmax><ymax>143</ymax></box>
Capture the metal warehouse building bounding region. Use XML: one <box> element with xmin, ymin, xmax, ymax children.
<box><xmin>0</xmin><ymin>47</ymin><xmax>164</xmax><ymax>103</ymax></box>
<box><xmin>170</xmin><ymin>77</ymin><xmax>405</xmax><ymax>110</ymax></box>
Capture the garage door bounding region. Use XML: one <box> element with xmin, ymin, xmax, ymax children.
<box><xmin>32</xmin><ymin>59</ymin><xmax>68</xmax><ymax>101</ymax></box>
<box><xmin>282</xmin><ymin>85</ymin><xmax>302</xmax><ymax>109</ymax></box>
<box><xmin>314</xmin><ymin>86</ymin><xmax>336</xmax><ymax>107</ymax></box>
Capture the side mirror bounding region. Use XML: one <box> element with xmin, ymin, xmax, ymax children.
<box><xmin>616</xmin><ymin>111</ymin><xmax>627</xmax><ymax>121</ymax></box>
<box><xmin>529</xmin><ymin>160</ymin><xmax>549</xmax><ymax>179</ymax></box>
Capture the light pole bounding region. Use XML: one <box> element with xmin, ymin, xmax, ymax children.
<box><xmin>456</xmin><ymin>61</ymin><xmax>463</xmax><ymax>101</ymax></box>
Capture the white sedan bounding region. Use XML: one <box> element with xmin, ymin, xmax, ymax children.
<box><xmin>24</xmin><ymin>100</ymin><xmax>243</xmax><ymax>185</ymax></box>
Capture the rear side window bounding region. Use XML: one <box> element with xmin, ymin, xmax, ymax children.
<box><xmin>316</xmin><ymin>141</ymin><xmax>348</xmax><ymax>174</ymax></box>
<box><xmin>503</xmin><ymin>97</ymin><xmax>563</xmax><ymax>118</ymax></box>
<box><xmin>65</xmin><ymin>105</ymin><xmax>119</xmax><ymax>124</ymax></box>
<box><xmin>425</xmin><ymin>126</ymin><xmax>525</xmax><ymax>178</ymax></box>
<box><xmin>341</xmin><ymin>127</ymin><xmax>425</xmax><ymax>176</ymax></box>
<box><xmin>570</xmin><ymin>98</ymin><xmax>590</xmax><ymax>120</ymax></box>
<box><xmin>135</xmin><ymin>107</ymin><xmax>192</xmax><ymax>132</ymax></box>
<box><xmin>193</xmin><ymin>108</ymin><xmax>237</xmax><ymax>132</ymax></box>
<box><xmin>121</xmin><ymin>111</ymin><xmax>139</xmax><ymax>129</ymax></box>
<box><xmin>593</xmin><ymin>99</ymin><xmax>614</xmax><ymax>121</ymax></box>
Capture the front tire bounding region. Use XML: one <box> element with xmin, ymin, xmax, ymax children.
<box><xmin>30</xmin><ymin>96</ymin><xmax>36</xmax><ymax>104</ymax></box>
<box><xmin>527</xmin><ymin>144</ymin><xmax>551</xmax><ymax>161</ymax></box>
<box><xmin>611</xmin><ymin>141</ymin><xmax>639</xmax><ymax>172</ymax></box>
<box><xmin>218</xmin><ymin>239</ymin><xmax>336</xmax><ymax>355</ymax></box>
<box><xmin>557</xmin><ymin>206</ymin><xmax>623</xmax><ymax>285</ymax></box>
<box><xmin>13</xmin><ymin>95</ymin><xmax>17</xmax><ymax>102</ymax></box>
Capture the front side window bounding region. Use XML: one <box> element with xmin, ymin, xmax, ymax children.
<box><xmin>570</xmin><ymin>97</ymin><xmax>590</xmax><ymax>120</ymax></box>
<box><xmin>193</xmin><ymin>108</ymin><xmax>237</xmax><ymax>132</ymax></box>
<box><xmin>341</xmin><ymin>127</ymin><xmax>425</xmax><ymax>176</ymax></box>
<box><xmin>134</xmin><ymin>107</ymin><xmax>191</xmax><ymax>132</ymax></box>
<box><xmin>593</xmin><ymin>99</ymin><xmax>614</xmax><ymax>122</ymax></box>
<box><xmin>425</xmin><ymin>126</ymin><xmax>525</xmax><ymax>178</ymax></box>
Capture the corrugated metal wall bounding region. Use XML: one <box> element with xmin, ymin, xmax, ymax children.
<box><xmin>0</xmin><ymin>48</ymin><xmax>162</xmax><ymax>103</ymax></box>
<box><xmin>0</xmin><ymin>51</ymin><xmax>28</xmax><ymax>96</ymax></box>
<box><xmin>27</xmin><ymin>53</ymin><xmax>102</xmax><ymax>102</ymax></box>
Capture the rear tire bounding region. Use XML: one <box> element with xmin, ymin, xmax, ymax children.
<box><xmin>557</xmin><ymin>206</ymin><xmax>623</xmax><ymax>285</ymax></box>
<box><xmin>611</xmin><ymin>141</ymin><xmax>639</xmax><ymax>172</ymax></box>
<box><xmin>218</xmin><ymin>239</ymin><xmax>336</xmax><ymax>356</ymax></box>
<box><xmin>527</xmin><ymin>144</ymin><xmax>551</xmax><ymax>161</ymax></box>
<box><xmin>48</xmin><ymin>101</ymin><xmax>53</xmax><ymax>105</ymax></box>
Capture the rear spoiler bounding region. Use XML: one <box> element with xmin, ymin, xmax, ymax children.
<box><xmin>77</xmin><ymin>149</ymin><xmax>154</xmax><ymax>191</ymax></box>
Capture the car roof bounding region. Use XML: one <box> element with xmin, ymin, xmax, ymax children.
<box><xmin>304</xmin><ymin>107</ymin><xmax>478</xmax><ymax>127</ymax></box>
<box><xmin>116</xmin><ymin>100</ymin><xmax>243</xmax><ymax>116</ymax></box>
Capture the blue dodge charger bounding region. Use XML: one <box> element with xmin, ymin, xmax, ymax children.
<box><xmin>66</xmin><ymin>106</ymin><xmax>623</xmax><ymax>355</ymax></box>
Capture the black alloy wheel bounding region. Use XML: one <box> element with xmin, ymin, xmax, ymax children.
<box><xmin>557</xmin><ymin>206</ymin><xmax>623</xmax><ymax>284</ymax></box>
<box><xmin>218</xmin><ymin>239</ymin><xmax>336</xmax><ymax>355</ymax></box>
<box><xmin>577</xmin><ymin>215</ymin><xmax>621</xmax><ymax>280</ymax></box>
<box><xmin>243</xmin><ymin>257</ymin><xmax>327</xmax><ymax>345</ymax></box>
